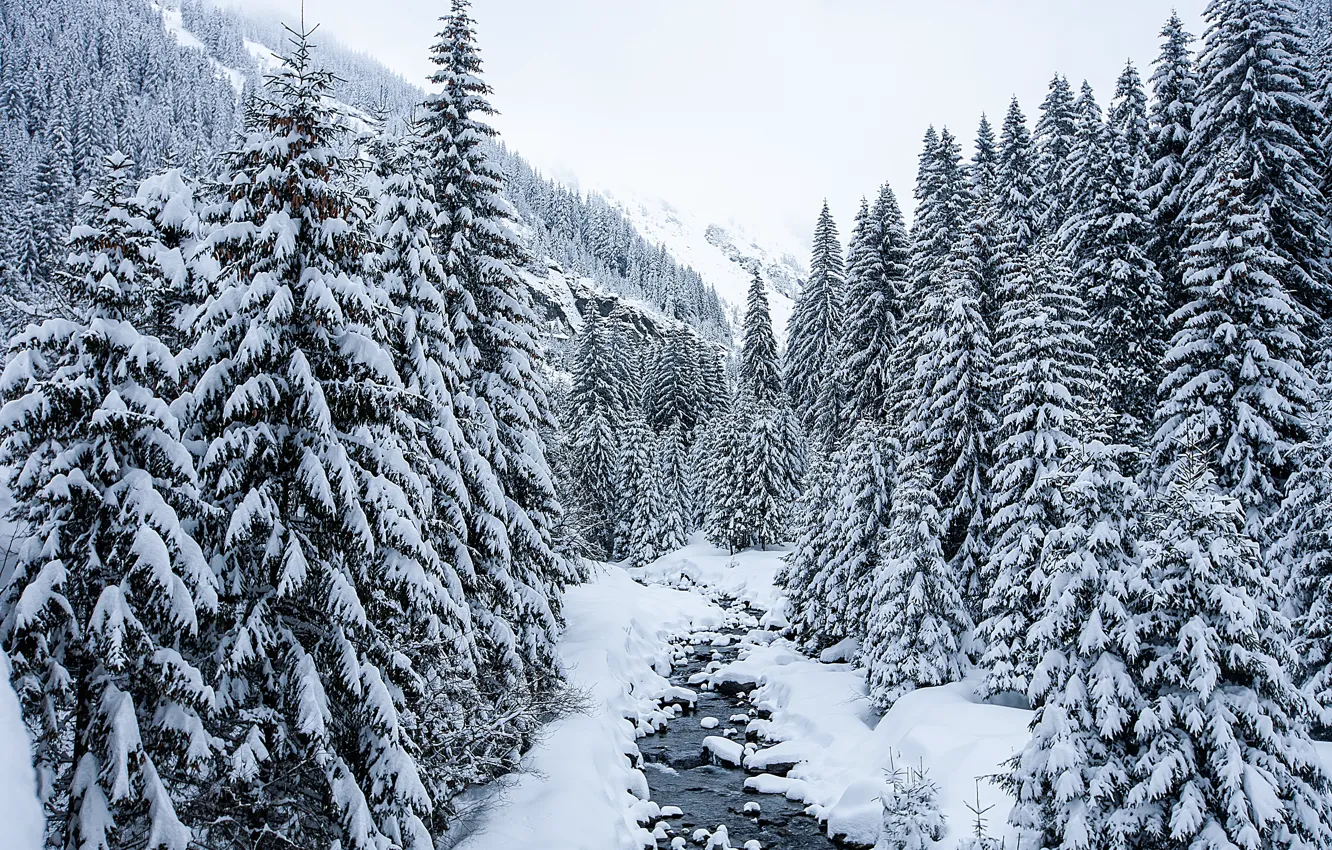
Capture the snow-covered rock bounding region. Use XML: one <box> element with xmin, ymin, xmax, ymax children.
<box><xmin>825</xmin><ymin>779</ymin><xmax>884</xmax><ymax>848</ymax></box>
<box><xmin>702</xmin><ymin>736</ymin><xmax>745</xmax><ymax>767</ymax></box>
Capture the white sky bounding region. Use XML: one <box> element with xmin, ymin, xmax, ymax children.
<box><xmin>225</xmin><ymin>0</ymin><xmax>1209</xmax><ymax>253</ymax></box>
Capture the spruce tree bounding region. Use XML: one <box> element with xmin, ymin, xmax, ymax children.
<box><xmin>700</xmin><ymin>394</ymin><xmax>751</xmax><ymax>555</ymax></box>
<box><xmin>1125</xmin><ymin>455</ymin><xmax>1332</xmax><ymax>850</ymax></box>
<box><xmin>423</xmin><ymin>0</ymin><xmax>570</xmax><ymax>690</ymax></box>
<box><xmin>1279</xmin><ymin>379</ymin><xmax>1332</xmax><ymax>718</ymax></box>
<box><xmin>786</xmin><ymin>201</ymin><xmax>844</xmax><ymax>443</ymax></box>
<box><xmin>1155</xmin><ymin>152</ymin><xmax>1314</xmax><ymax>532</ymax></box>
<box><xmin>926</xmin><ymin>228</ymin><xmax>996</xmax><ymax>616</ymax></box>
<box><xmin>1034</xmin><ymin>74</ymin><xmax>1078</xmax><ymax>233</ymax></box>
<box><xmin>861</xmin><ymin>456</ymin><xmax>971</xmax><ymax>709</ymax></box>
<box><xmin>1056</xmin><ymin>82</ymin><xmax>1108</xmax><ymax>266</ymax></box>
<box><xmin>894</xmin><ymin>128</ymin><xmax>968</xmax><ymax>443</ymax></box>
<box><xmin>618</xmin><ymin>409</ymin><xmax>661</xmax><ymax>565</ymax></box>
<box><xmin>1184</xmin><ymin>0</ymin><xmax>1331</xmax><ymax>323</ymax></box>
<box><xmin>824</xmin><ymin>421</ymin><xmax>899</xmax><ymax>644</ymax></box>
<box><xmin>0</xmin><ymin>153</ymin><xmax>214</xmax><ymax>850</ymax></box>
<box><xmin>741</xmin><ymin>397</ymin><xmax>802</xmax><ymax>550</ymax></box>
<box><xmin>834</xmin><ymin>185</ymin><xmax>909</xmax><ymax>429</ymax></box>
<box><xmin>780</xmin><ymin>452</ymin><xmax>844</xmax><ymax>650</ymax></box>
<box><xmin>740</xmin><ymin>270</ymin><xmax>783</xmax><ymax>405</ymax></box>
<box><xmin>649</xmin><ymin>422</ymin><xmax>689</xmax><ymax>555</ymax></box>
<box><xmin>968</xmin><ymin>115</ymin><xmax>1004</xmax><ymax>325</ymax></box>
<box><xmin>981</xmin><ymin>241</ymin><xmax>1096</xmax><ymax>699</ymax></box>
<box><xmin>645</xmin><ymin>327</ymin><xmax>702</xmax><ymax>437</ymax></box>
<box><xmin>1082</xmin><ymin>62</ymin><xmax>1168</xmax><ymax>440</ymax></box>
<box><xmin>363</xmin><ymin>126</ymin><xmax>476</xmax><ymax>676</ymax></box>
<box><xmin>189</xmin><ymin>31</ymin><xmax>443</xmax><ymax>847</ymax></box>
<box><xmin>994</xmin><ymin>98</ymin><xmax>1041</xmax><ymax>260</ymax></box>
<box><xmin>1145</xmin><ymin>11</ymin><xmax>1200</xmax><ymax>315</ymax></box>
<box><xmin>1005</xmin><ymin>438</ymin><xmax>1144</xmax><ymax>850</ymax></box>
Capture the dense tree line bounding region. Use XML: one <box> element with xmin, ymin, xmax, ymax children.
<box><xmin>781</xmin><ymin>2</ymin><xmax>1332</xmax><ymax>847</ymax></box>
<box><xmin>0</xmin><ymin>3</ymin><xmax>587</xmax><ymax>847</ymax></box>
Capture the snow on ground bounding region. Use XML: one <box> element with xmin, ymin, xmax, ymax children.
<box><xmin>451</xmin><ymin>563</ymin><xmax>725</xmax><ymax>850</ymax></box>
<box><xmin>636</xmin><ymin>541</ymin><xmax>1032</xmax><ymax>849</ymax></box>
<box><xmin>628</xmin><ymin>535</ymin><xmax>789</xmax><ymax>615</ymax></box>
<box><xmin>0</xmin><ymin>648</ymin><xmax>43</xmax><ymax>850</ymax></box>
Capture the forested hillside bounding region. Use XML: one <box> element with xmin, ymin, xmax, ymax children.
<box><xmin>6</xmin><ymin>0</ymin><xmax>1332</xmax><ymax>849</ymax></box>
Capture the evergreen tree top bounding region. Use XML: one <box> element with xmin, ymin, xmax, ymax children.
<box><xmin>996</xmin><ymin>97</ymin><xmax>1040</xmax><ymax>252</ymax></box>
<box><xmin>741</xmin><ymin>270</ymin><xmax>782</xmax><ymax>404</ymax></box>
<box><xmin>970</xmin><ymin>113</ymin><xmax>999</xmax><ymax>204</ymax></box>
<box><xmin>1110</xmin><ymin>59</ymin><xmax>1149</xmax><ymax>167</ymax></box>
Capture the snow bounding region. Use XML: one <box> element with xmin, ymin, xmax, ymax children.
<box><xmin>702</xmin><ymin>736</ymin><xmax>744</xmax><ymax>767</ymax></box>
<box><xmin>152</xmin><ymin>1</ymin><xmax>246</xmax><ymax>92</ymax></box>
<box><xmin>597</xmin><ymin>192</ymin><xmax>805</xmax><ymax>340</ymax></box>
<box><xmin>452</xmin><ymin>564</ymin><xmax>724</xmax><ymax>850</ymax></box>
<box><xmin>450</xmin><ymin>540</ymin><xmax>1332</xmax><ymax>850</ymax></box>
<box><xmin>0</xmin><ymin>650</ymin><xmax>43</xmax><ymax>849</ymax></box>
<box><xmin>632</xmin><ymin>543</ymin><xmax>1033</xmax><ymax>849</ymax></box>
<box><xmin>629</xmin><ymin>535</ymin><xmax>791</xmax><ymax>612</ymax></box>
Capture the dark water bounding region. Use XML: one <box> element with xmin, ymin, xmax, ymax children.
<box><xmin>637</xmin><ymin>606</ymin><xmax>841</xmax><ymax>850</ymax></box>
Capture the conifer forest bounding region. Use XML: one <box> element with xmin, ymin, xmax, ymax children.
<box><xmin>3</xmin><ymin>1</ymin><xmax>1332</xmax><ymax>849</ymax></box>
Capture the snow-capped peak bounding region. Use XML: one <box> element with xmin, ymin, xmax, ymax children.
<box><xmin>598</xmin><ymin>191</ymin><xmax>806</xmax><ymax>340</ymax></box>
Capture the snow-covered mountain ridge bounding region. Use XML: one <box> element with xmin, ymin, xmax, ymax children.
<box><xmin>601</xmin><ymin>192</ymin><xmax>806</xmax><ymax>338</ymax></box>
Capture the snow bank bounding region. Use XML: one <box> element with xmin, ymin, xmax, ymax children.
<box><xmin>723</xmin><ymin>635</ymin><xmax>1030</xmax><ymax>847</ymax></box>
<box><xmin>629</xmin><ymin>536</ymin><xmax>791</xmax><ymax>612</ymax></box>
<box><xmin>0</xmin><ymin>648</ymin><xmax>43</xmax><ymax>850</ymax></box>
<box><xmin>638</xmin><ymin>544</ymin><xmax>1031</xmax><ymax>849</ymax></box>
<box><xmin>453</xmin><ymin>564</ymin><xmax>724</xmax><ymax>850</ymax></box>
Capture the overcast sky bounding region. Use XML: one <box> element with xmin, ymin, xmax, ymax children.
<box><xmin>226</xmin><ymin>0</ymin><xmax>1208</xmax><ymax>252</ymax></box>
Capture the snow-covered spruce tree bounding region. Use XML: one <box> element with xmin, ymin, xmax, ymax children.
<box><xmin>130</xmin><ymin>167</ymin><xmax>205</xmax><ymax>355</ymax></box>
<box><xmin>878</xmin><ymin>766</ymin><xmax>947</xmax><ymax>850</ymax></box>
<box><xmin>566</xmin><ymin>309</ymin><xmax>631</xmax><ymax>556</ymax></box>
<box><xmin>740</xmin><ymin>269</ymin><xmax>783</xmax><ymax>405</ymax></box>
<box><xmin>968</xmin><ymin>115</ymin><xmax>1004</xmax><ymax>325</ymax></box>
<box><xmin>423</xmin><ymin>0</ymin><xmax>571</xmax><ymax>690</ymax></box>
<box><xmin>617</xmin><ymin>408</ymin><xmax>660</xmax><ymax>565</ymax></box>
<box><xmin>894</xmin><ymin>128</ymin><xmax>968</xmax><ymax>444</ymax></box>
<box><xmin>0</xmin><ymin>152</ymin><xmax>215</xmax><ymax>850</ymax></box>
<box><xmin>1003</xmin><ymin>438</ymin><xmax>1144</xmax><ymax>850</ymax></box>
<box><xmin>862</xmin><ymin>455</ymin><xmax>971</xmax><ymax>709</ymax></box>
<box><xmin>1034</xmin><ymin>74</ymin><xmax>1078</xmax><ymax>234</ymax></box>
<box><xmin>835</xmin><ymin>183</ymin><xmax>910</xmax><ymax>429</ymax></box>
<box><xmin>1278</xmin><ymin>380</ymin><xmax>1332</xmax><ymax>720</ymax></box>
<box><xmin>1154</xmin><ymin>151</ymin><xmax>1314</xmax><ymax>534</ymax></box>
<box><xmin>1082</xmin><ymin>62</ymin><xmax>1168</xmax><ymax>441</ymax></box>
<box><xmin>188</xmin><ymin>31</ymin><xmax>452</xmax><ymax>847</ymax></box>
<box><xmin>1124</xmin><ymin>454</ymin><xmax>1332</xmax><ymax>850</ymax></box>
<box><xmin>701</xmin><ymin>393</ymin><xmax>752</xmax><ymax>555</ymax></box>
<box><xmin>742</xmin><ymin>395</ymin><xmax>802</xmax><ymax>551</ymax></box>
<box><xmin>1145</xmin><ymin>11</ymin><xmax>1200</xmax><ymax>315</ymax></box>
<box><xmin>1055</xmin><ymin>81</ymin><xmax>1108</xmax><ymax>267</ymax></box>
<box><xmin>647</xmin><ymin>422</ymin><xmax>689</xmax><ymax>556</ymax></box>
<box><xmin>926</xmin><ymin>227</ymin><xmax>996</xmax><ymax>617</ymax></box>
<box><xmin>779</xmin><ymin>450</ymin><xmax>845</xmax><ymax>650</ymax></box>
<box><xmin>787</xmin><ymin>201</ymin><xmax>844</xmax><ymax>444</ymax></box>
<box><xmin>993</xmin><ymin>98</ymin><xmax>1041</xmax><ymax>262</ymax></box>
<box><xmin>1184</xmin><ymin>0</ymin><xmax>1330</xmax><ymax>325</ymax></box>
<box><xmin>362</xmin><ymin>124</ymin><xmax>476</xmax><ymax>647</ymax></box>
<box><xmin>980</xmin><ymin>240</ymin><xmax>1096</xmax><ymax>700</ymax></box>
<box><xmin>824</xmin><ymin>421</ymin><xmax>900</xmax><ymax>646</ymax></box>
<box><xmin>646</xmin><ymin>327</ymin><xmax>703</xmax><ymax>438</ymax></box>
